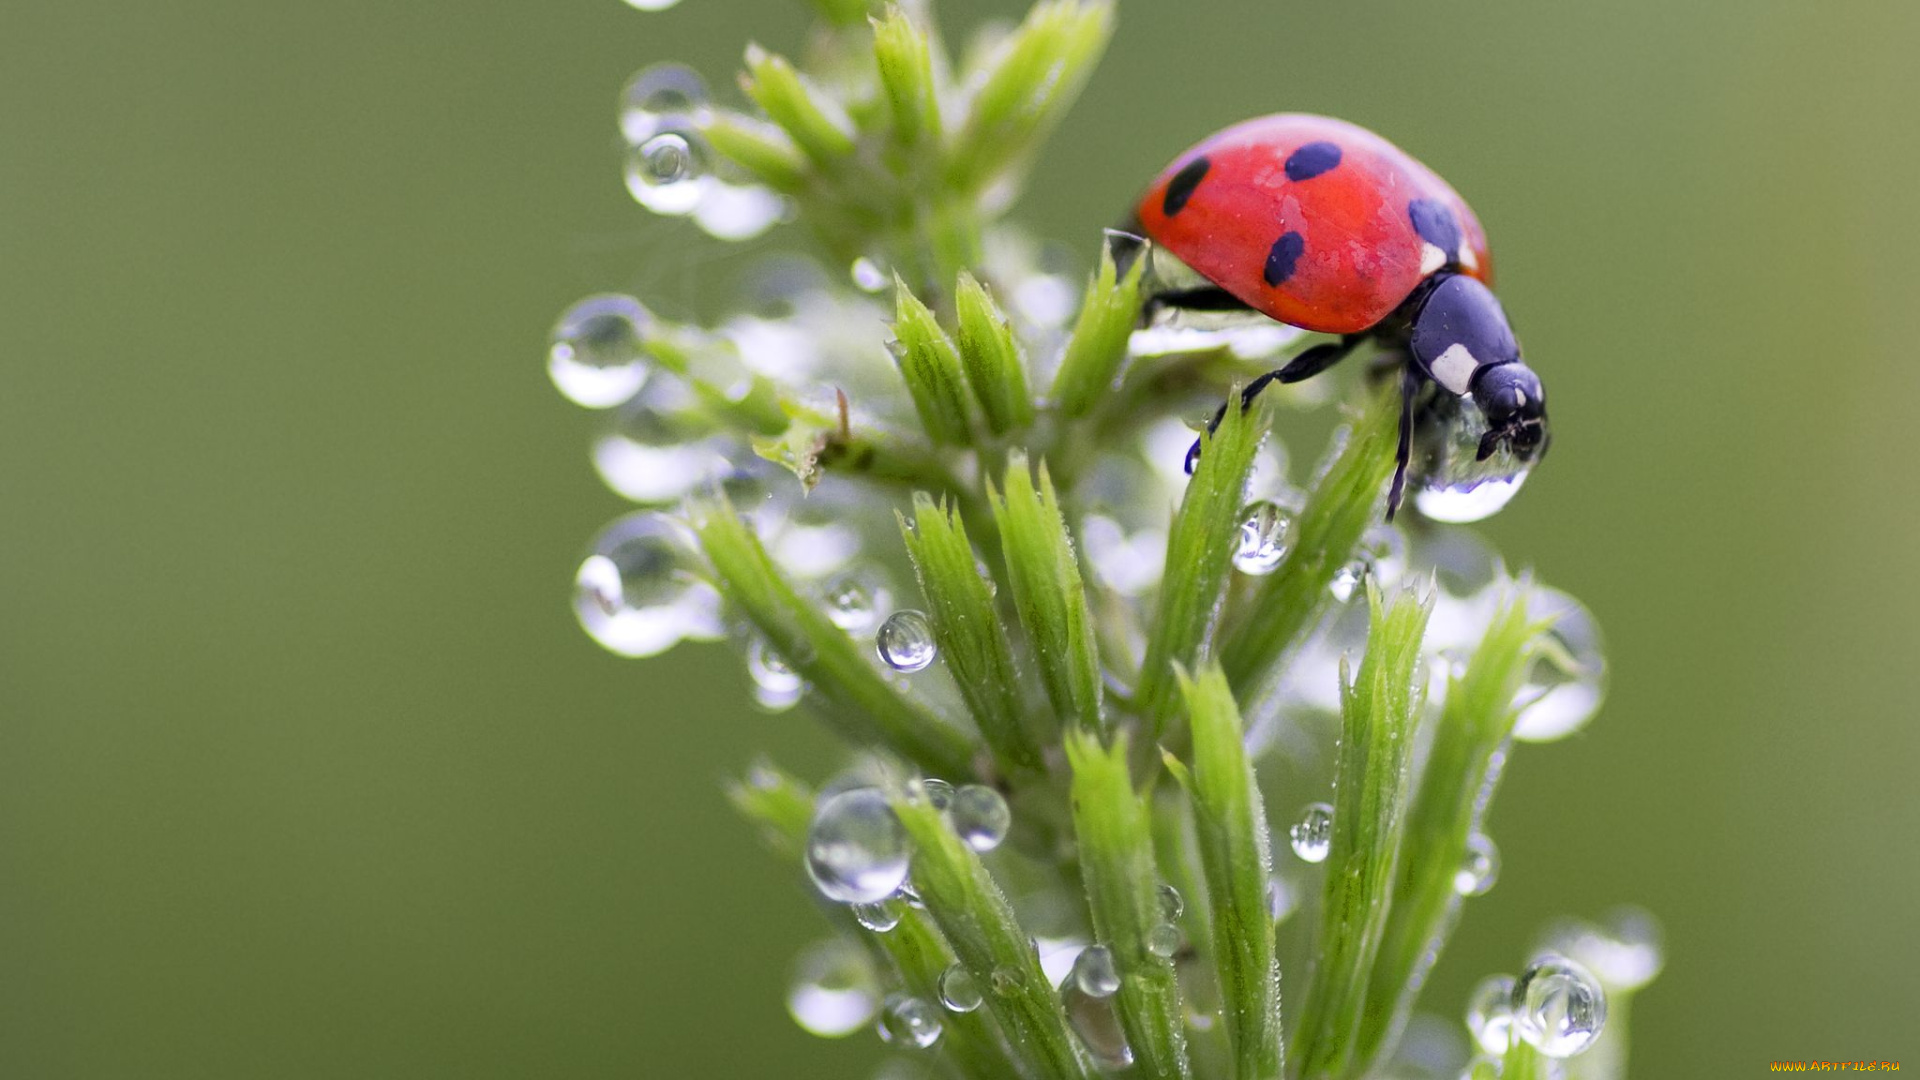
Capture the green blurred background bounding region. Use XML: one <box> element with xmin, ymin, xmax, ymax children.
<box><xmin>4</xmin><ymin>0</ymin><xmax>1917</xmax><ymax>1075</ymax></box>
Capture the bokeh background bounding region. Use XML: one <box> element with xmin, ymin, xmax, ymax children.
<box><xmin>5</xmin><ymin>0</ymin><xmax>1918</xmax><ymax>1075</ymax></box>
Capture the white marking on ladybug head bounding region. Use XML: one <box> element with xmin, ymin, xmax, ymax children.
<box><xmin>1420</xmin><ymin>243</ymin><xmax>1448</xmax><ymax>277</ymax></box>
<box><xmin>1458</xmin><ymin>244</ymin><xmax>1479</xmax><ymax>272</ymax></box>
<box><xmin>1430</xmin><ymin>343</ymin><xmax>1478</xmax><ymax>395</ymax></box>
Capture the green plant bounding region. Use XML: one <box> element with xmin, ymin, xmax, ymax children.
<box><xmin>557</xmin><ymin>1</ymin><xmax>1661</xmax><ymax>1077</ymax></box>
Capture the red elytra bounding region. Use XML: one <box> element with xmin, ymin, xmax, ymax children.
<box><xmin>1136</xmin><ymin>113</ymin><xmax>1492</xmax><ymax>336</ymax></box>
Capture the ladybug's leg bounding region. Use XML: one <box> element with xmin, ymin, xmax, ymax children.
<box><xmin>1385</xmin><ymin>362</ymin><xmax>1423</xmax><ymax>522</ymax></box>
<box><xmin>1184</xmin><ymin>336</ymin><xmax>1365</xmax><ymax>473</ymax></box>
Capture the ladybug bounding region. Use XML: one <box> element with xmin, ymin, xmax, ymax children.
<box><xmin>1134</xmin><ymin>114</ymin><xmax>1547</xmax><ymax>518</ymax></box>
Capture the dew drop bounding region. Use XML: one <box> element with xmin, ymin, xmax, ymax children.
<box><xmin>549</xmin><ymin>294</ymin><xmax>653</xmax><ymax>409</ymax></box>
<box><xmin>748</xmin><ymin>636</ymin><xmax>802</xmax><ymax>694</ymax></box>
<box><xmin>573</xmin><ymin>513</ymin><xmax>723</xmax><ymax>658</ymax></box>
<box><xmin>806</xmin><ymin>788</ymin><xmax>911</xmax><ymax>905</ymax></box>
<box><xmin>619</xmin><ymin>62</ymin><xmax>708</xmax><ymax>143</ymax></box>
<box><xmin>1512</xmin><ymin>587</ymin><xmax>1607</xmax><ymax>742</ymax></box>
<box><xmin>1062</xmin><ymin>984</ymin><xmax>1134</xmax><ymax>1069</ymax></box>
<box><xmin>693</xmin><ymin>182</ymin><xmax>788</xmax><ymax>243</ymax></box>
<box><xmin>1071</xmin><ymin>945</ymin><xmax>1120</xmax><ymax>997</ymax></box>
<box><xmin>621</xmin><ymin>0</ymin><xmax>684</xmax><ymax>11</ymax></box>
<box><xmin>1454</xmin><ymin>833</ymin><xmax>1500</xmax><ymax>897</ymax></box>
<box><xmin>1541</xmin><ymin>908</ymin><xmax>1664</xmax><ymax>992</ymax></box>
<box><xmin>851</xmin><ymin>897</ymin><xmax>903</xmax><ymax>933</ymax></box>
<box><xmin>937</xmin><ymin>964</ymin><xmax>983</xmax><ymax>1013</ymax></box>
<box><xmin>877</xmin><ymin>994</ymin><xmax>943</xmax><ymax>1049</ymax></box>
<box><xmin>1289</xmin><ymin>802</ymin><xmax>1334</xmax><ymax>863</ymax></box>
<box><xmin>590</xmin><ymin>378</ymin><xmax>730</xmax><ymax>503</ymax></box>
<box><xmin>949</xmin><ymin>785</ymin><xmax>1011</xmax><ymax>853</ymax></box>
<box><xmin>1233</xmin><ymin>501</ymin><xmax>1292</xmax><ymax>575</ymax></box>
<box><xmin>787</xmin><ymin>938</ymin><xmax>879</xmax><ymax>1038</ymax></box>
<box><xmin>1409</xmin><ymin>393</ymin><xmax>1535</xmax><ymax>523</ymax></box>
<box><xmin>1156</xmin><ymin>884</ymin><xmax>1184</xmax><ymax>922</ymax></box>
<box><xmin>1145</xmin><ymin>922</ymin><xmax>1182</xmax><ymax>959</ymax></box>
<box><xmin>877</xmin><ymin>610</ymin><xmax>937</xmax><ymax>672</ymax></box>
<box><xmin>625</xmin><ymin>130</ymin><xmax>712</xmax><ymax>215</ymax></box>
<box><xmin>1329</xmin><ymin>562</ymin><xmax>1366</xmax><ymax>603</ymax></box>
<box><xmin>1465</xmin><ymin>974</ymin><xmax>1515</xmax><ymax>1054</ymax></box>
<box><xmin>1511</xmin><ymin>955</ymin><xmax>1607</xmax><ymax>1058</ymax></box>
<box><xmin>822</xmin><ymin>570</ymin><xmax>883</xmax><ymax>634</ymax></box>
<box><xmin>850</xmin><ymin>257</ymin><xmax>889</xmax><ymax>293</ymax></box>
<box><xmin>918</xmin><ymin>777</ymin><xmax>954</xmax><ymax>810</ymax></box>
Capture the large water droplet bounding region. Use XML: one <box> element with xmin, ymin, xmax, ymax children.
<box><xmin>1062</xmin><ymin>983</ymin><xmax>1134</xmax><ymax>1069</ymax></box>
<box><xmin>625</xmin><ymin>130</ymin><xmax>712</xmax><ymax>215</ymax></box>
<box><xmin>1454</xmin><ymin>833</ymin><xmax>1500</xmax><ymax>897</ymax></box>
<box><xmin>806</xmin><ymin>788</ymin><xmax>911</xmax><ymax>905</ymax></box>
<box><xmin>877</xmin><ymin>994</ymin><xmax>943</xmax><ymax>1049</ymax></box>
<box><xmin>1512</xmin><ymin>587</ymin><xmax>1607</xmax><ymax>742</ymax></box>
<box><xmin>1071</xmin><ymin>945</ymin><xmax>1120</xmax><ymax>997</ymax></box>
<box><xmin>590</xmin><ymin>378</ymin><xmax>730</xmax><ymax>503</ymax></box>
<box><xmin>937</xmin><ymin>964</ymin><xmax>983</xmax><ymax>1013</ymax></box>
<box><xmin>549</xmin><ymin>294</ymin><xmax>653</xmax><ymax>409</ymax></box>
<box><xmin>949</xmin><ymin>785</ymin><xmax>1010</xmax><ymax>852</ymax></box>
<box><xmin>822</xmin><ymin>570</ymin><xmax>884</xmax><ymax>634</ymax></box>
<box><xmin>877</xmin><ymin>610</ymin><xmax>937</xmax><ymax>672</ymax></box>
<box><xmin>787</xmin><ymin>938</ymin><xmax>879</xmax><ymax>1038</ymax></box>
<box><xmin>1511</xmin><ymin>955</ymin><xmax>1607</xmax><ymax>1058</ymax></box>
<box><xmin>1233</xmin><ymin>501</ymin><xmax>1292</xmax><ymax>575</ymax></box>
<box><xmin>573</xmin><ymin>513</ymin><xmax>723</xmax><ymax>658</ymax></box>
<box><xmin>620</xmin><ymin>62</ymin><xmax>708</xmax><ymax>143</ymax></box>
<box><xmin>1289</xmin><ymin>802</ymin><xmax>1334</xmax><ymax>863</ymax></box>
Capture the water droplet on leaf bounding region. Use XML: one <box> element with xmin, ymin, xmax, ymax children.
<box><xmin>573</xmin><ymin>513</ymin><xmax>723</xmax><ymax>658</ymax></box>
<box><xmin>787</xmin><ymin>938</ymin><xmax>878</xmax><ymax>1038</ymax></box>
<box><xmin>1465</xmin><ymin>975</ymin><xmax>1515</xmax><ymax>1054</ymax></box>
<box><xmin>806</xmin><ymin>788</ymin><xmax>911</xmax><ymax>905</ymax></box>
<box><xmin>949</xmin><ymin>785</ymin><xmax>1010</xmax><ymax>852</ymax></box>
<box><xmin>1062</xmin><ymin>983</ymin><xmax>1134</xmax><ymax>1069</ymax></box>
<box><xmin>1289</xmin><ymin>802</ymin><xmax>1334</xmax><ymax>863</ymax></box>
<box><xmin>1233</xmin><ymin>501</ymin><xmax>1291</xmax><ymax>575</ymax></box>
<box><xmin>937</xmin><ymin>964</ymin><xmax>983</xmax><ymax>1013</ymax></box>
<box><xmin>851</xmin><ymin>897</ymin><xmax>903</xmax><ymax>933</ymax></box>
<box><xmin>877</xmin><ymin>994</ymin><xmax>943</xmax><ymax>1049</ymax></box>
<box><xmin>1071</xmin><ymin>945</ymin><xmax>1120</xmax><ymax>997</ymax></box>
<box><xmin>1156</xmin><ymin>884</ymin><xmax>1184</xmax><ymax>922</ymax></box>
<box><xmin>1145</xmin><ymin>922</ymin><xmax>1182</xmax><ymax>959</ymax></box>
<box><xmin>625</xmin><ymin>131</ymin><xmax>712</xmax><ymax>215</ymax></box>
<box><xmin>1512</xmin><ymin>955</ymin><xmax>1607</xmax><ymax>1058</ymax></box>
<box><xmin>822</xmin><ymin>570</ymin><xmax>883</xmax><ymax>634</ymax></box>
<box><xmin>1512</xmin><ymin>586</ymin><xmax>1607</xmax><ymax>742</ymax></box>
<box><xmin>549</xmin><ymin>294</ymin><xmax>653</xmax><ymax>409</ymax></box>
<box><xmin>1329</xmin><ymin>562</ymin><xmax>1366</xmax><ymax>603</ymax></box>
<box><xmin>1409</xmin><ymin>392</ymin><xmax>1535</xmax><ymax>523</ymax></box>
<box><xmin>619</xmin><ymin>62</ymin><xmax>708</xmax><ymax>143</ymax></box>
<box><xmin>877</xmin><ymin>610</ymin><xmax>937</xmax><ymax>672</ymax></box>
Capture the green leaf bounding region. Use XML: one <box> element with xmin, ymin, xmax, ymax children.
<box><xmin>724</xmin><ymin>760</ymin><xmax>816</xmax><ymax>862</ymax></box>
<box><xmin>891</xmin><ymin>278</ymin><xmax>976</xmax><ymax>444</ymax></box>
<box><xmin>900</xmin><ymin>493</ymin><xmax>1046</xmax><ymax>776</ymax></box>
<box><xmin>1051</xmin><ymin>237</ymin><xmax>1147</xmax><ymax>418</ymax></box>
<box><xmin>1135</xmin><ymin>392</ymin><xmax>1267</xmax><ymax>736</ymax></box>
<box><xmin>1065</xmin><ymin>731</ymin><xmax>1193</xmax><ymax>1080</ymax></box>
<box><xmin>692</xmin><ymin>494</ymin><xmax>977</xmax><ymax>779</ymax></box>
<box><xmin>1503</xmin><ymin>1036</ymin><xmax>1552</xmax><ymax>1080</ymax></box>
<box><xmin>1169</xmin><ymin>664</ymin><xmax>1283</xmax><ymax>1080</ymax></box>
<box><xmin>1219</xmin><ymin>384</ymin><xmax>1399</xmax><ymax>696</ymax></box>
<box><xmin>872</xmin><ymin>5</ymin><xmax>941</xmax><ymax>147</ymax></box>
<box><xmin>954</xmin><ymin>272</ymin><xmax>1036</xmax><ymax>434</ymax></box>
<box><xmin>946</xmin><ymin>0</ymin><xmax>1115</xmax><ymax>192</ymax></box>
<box><xmin>741</xmin><ymin>44</ymin><xmax>857</xmax><ymax>168</ymax></box>
<box><xmin>988</xmin><ymin>453</ymin><xmax>1104</xmax><ymax>734</ymax></box>
<box><xmin>1289</xmin><ymin>584</ymin><xmax>1432</xmax><ymax>1080</ymax></box>
<box><xmin>892</xmin><ymin>791</ymin><xmax>1097</xmax><ymax>1080</ymax></box>
<box><xmin>1353</xmin><ymin>586</ymin><xmax>1539</xmax><ymax>1073</ymax></box>
<box><xmin>702</xmin><ymin>111</ymin><xmax>810</xmax><ymax>194</ymax></box>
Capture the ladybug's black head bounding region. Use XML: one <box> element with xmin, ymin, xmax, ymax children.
<box><xmin>1469</xmin><ymin>362</ymin><xmax>1548</xmax><ymax>462</ymax></box>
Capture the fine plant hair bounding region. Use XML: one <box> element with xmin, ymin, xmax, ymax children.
<box><xmin>556</xmin><ymin>2</ymin><xmax>1661</xmax><ymax>1078</ymax></box>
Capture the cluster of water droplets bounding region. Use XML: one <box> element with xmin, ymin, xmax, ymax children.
<box><xmin>619</xmin><ymin>62</ymin><xmax>786</xmax><ymax>241</ymax></box>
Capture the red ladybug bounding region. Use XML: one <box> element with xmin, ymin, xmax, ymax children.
<box><xmin>1135</xmin><ymin>114</ymin><xmax>1546</xmax><ymax>518</ymax></box>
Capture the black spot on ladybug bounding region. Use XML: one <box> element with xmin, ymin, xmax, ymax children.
<box><xmin>1409</xmin><ymin>199</ymin><xmax>1462</xmax><ymax>255</ymax></box>
<box><xmin>1284</xmin><ymin>141</ymin><xmax>1342</xmax><ymax>182</ymax></box>
<box><xmin>1162</xmin><ymin>156</ymin><xmax>1211</xmax><ymax>217</ymax></box>
<box><xmin>1263</xmin><ymin>231</ymin><xmax>1305</xmax><ymax>287</ymax></box>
